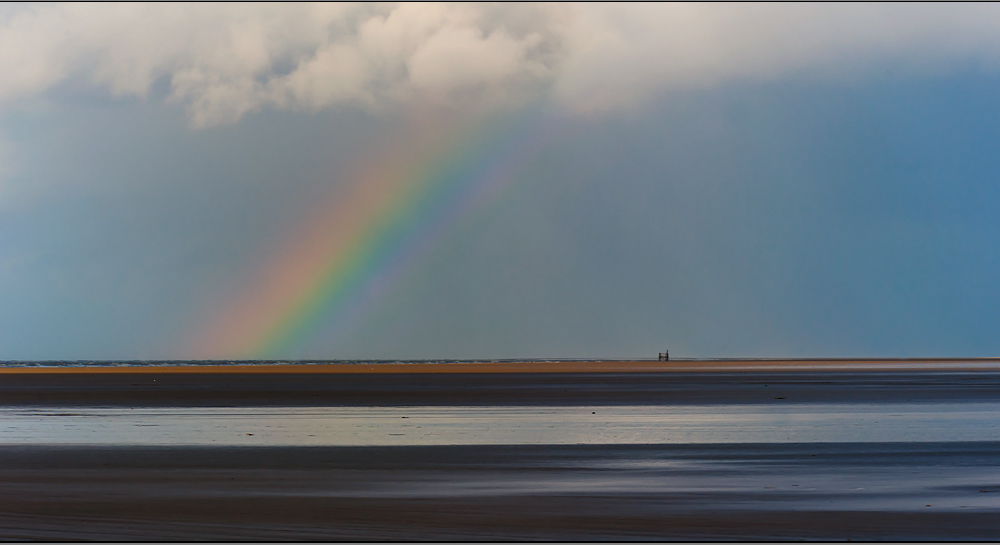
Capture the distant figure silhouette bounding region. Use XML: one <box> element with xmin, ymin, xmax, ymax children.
<box><xmin>658</xmin><ymin>351</ymin><xmax>669</xmax><ymax>361</ymax></box>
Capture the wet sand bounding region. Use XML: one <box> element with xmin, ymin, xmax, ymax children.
<box><xmin>0</xmin><ymin>443</ymin><xmax>998</xmax><ymax>540</ymax></box>
<box><xmin>1</xmin><ymin>361</ymin><xmax>999</xmax><ymax>539</ymax></box>
<box><xmin>2</xmin><ymin>371</ymin><xmax>1000</xmax><ymax>407</ymax></box>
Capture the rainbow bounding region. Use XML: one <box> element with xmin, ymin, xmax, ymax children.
<box><xmin>191</xmin><ymin>110</ymin><xmax>555</xmax><ymax>359</ymax></box>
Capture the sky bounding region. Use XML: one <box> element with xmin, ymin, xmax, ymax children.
<box><xmin>2</xmin><ymin>3</ymin><xmax>1000</xmax><ymax>360</ymax></box>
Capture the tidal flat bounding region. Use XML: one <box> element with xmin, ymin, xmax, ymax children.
<box><xmin>0</xmin><ymin>362</ymin><xmax>998</xmax><ymax>540</ymax></box>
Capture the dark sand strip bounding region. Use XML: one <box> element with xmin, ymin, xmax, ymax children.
<box><xmin>3</xmin><ymin>369</ymin><xmax>1000</xmax><ymax>407</ymax></box>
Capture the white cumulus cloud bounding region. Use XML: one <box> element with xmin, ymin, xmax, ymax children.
<box><xmin>2</xmin><ymin>3</ymin><xmax>1000</xmax><ymax>126</ymax></box>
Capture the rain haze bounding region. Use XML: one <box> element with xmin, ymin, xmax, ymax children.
<box><xmin>3</xmin><ymin>3</ymin><xmax>1000</xmax><ymax>360</ymax></box>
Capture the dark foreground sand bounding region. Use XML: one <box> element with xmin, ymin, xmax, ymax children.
<box><xmin>1</xmin><ymin>362</ymin><xmax>999</xmax><ymax>540</ymax></box>
<box><xmin>0</xmin><ymin>443</ymin><xmax>998</xmax><ymax>540</ymax></box>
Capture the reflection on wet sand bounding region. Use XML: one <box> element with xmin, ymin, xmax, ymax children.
<box><xmin>3</xmin><ymin>403</ymin><xmax>1000</xmax><ymax>445</ymax></box>
<box><xmin>0</xmin><ymin>443</ymin><xmax>998</xmax><ymax>540</ymax></box>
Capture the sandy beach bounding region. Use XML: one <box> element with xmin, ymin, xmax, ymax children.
<box><xmin>1</xmin><ymin>361</ymin><xmax>999</xmax><ymax>539</ymax></box>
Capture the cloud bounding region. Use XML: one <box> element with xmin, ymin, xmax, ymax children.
<box><xmin>2</xmin><ymin>3</ymin><xmax>1000</xmax><ymax>126</ymax></box>
<box><xmin>549</xmin><ymin>3</ymin><xmax>1000</xmax><ymax>111</ymax></box>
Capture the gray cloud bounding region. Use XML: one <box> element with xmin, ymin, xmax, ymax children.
<box><xmin>3</xmin><ymin>3</ymin><xmax>1000</xmax><ymax>127</ymax></box>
